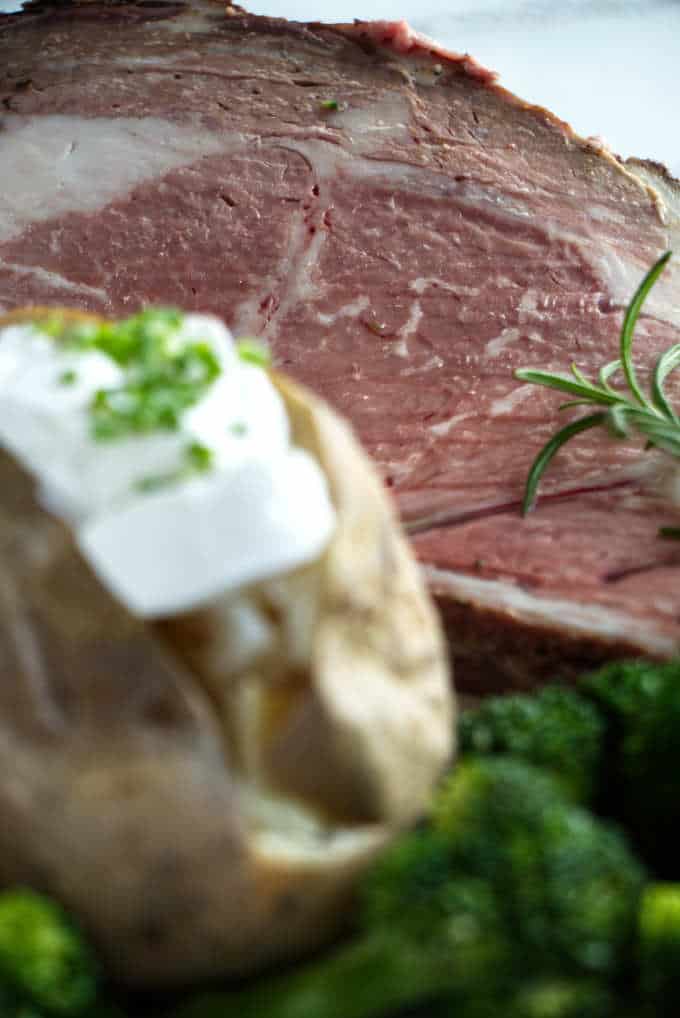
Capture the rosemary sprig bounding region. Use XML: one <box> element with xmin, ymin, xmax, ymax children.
<box><xmin>516</xmin><ymin>251</ymin><xmax>674</xmax><ymax>516</ymax></box>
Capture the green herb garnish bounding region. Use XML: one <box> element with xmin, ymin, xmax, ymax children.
<box><xmin>39</xmin><ymin>309</ymin><xmax>221</xmax><ymax>442</ymax></box>
<box><xmin>185</xmin><ymin>440</ymin><xmax>214</xmax><ymax>473</ymax></box>
<box><xmin>320</xmin><ymin>99</ymin><xmax>339</xmax><ymax>111</ymax></box>
<box><xmin>229</xmin><ymin>421</ymin><xmax>248</xmax><ymax>437</ymax></box>
<box><xmin>236</xmin><ymin>338</ymin><xmax>271</xmax><ymax>367</ymax></box>
<box><xmin>133</xmin><ymin>471</ymin><xmax>180</xmax><ymax>494</ymax></box>
<box><xmin>134</xmin><ymin>440</ymin><xmax>215</xmax><ymax>493</ymax></box>
<box><xmin>57</xmin><ymin>369</ymin><xmax>78</xmax><ymax>386</ymax></box>
<box><xmin>516</xmin><ymin>251</ymin><xmax>675</xmax><ymax>516</ymax></box>
<box><xmin>39</xmin><ymin>313</ymin><xmax>72</xmax><ymax>339</ymax></box>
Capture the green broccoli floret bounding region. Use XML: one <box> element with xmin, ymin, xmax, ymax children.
<box><xmin>458</xmin><ymin>685</ymin><xmax>604</xmax><ymax>803</ymax></box>
<box><xmin>0</xmin><ymin>889</ymin><xmax>98</xmax><ymax>1017</ymax></box>
<box><xmin>432</xmin><ymin>758</ymin><xmax>646</xmax><ymax>981</ymax></box>
<box><xmin>171</xmin><ymin>757</ymin><xmax>644</xmax><ymax>1018</ymax></box>
<box><xmin>508</xmin><ymin>978</ymin><xmax>615</xmax><ymax>1018</ymax></box>
<box><xmin>580</xmin><ymin>658</ymin><xmax>680</xmax><ymax>873</ymax></box>
<box><xmin>638</xmin><ymin>882</ymin><xmax>680</xmax><ymax>1015</ymax></box>
<box><xmin>0</xmin><ymin>982</ymin><xmax>46</xmax><ymax>1017</ymax></box>
<box><xmin>173</xmin><ymin>829</ymin><xmax>514</xmax><ymax>1018</ymax></box>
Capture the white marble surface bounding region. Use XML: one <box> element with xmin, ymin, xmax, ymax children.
<box><xmin>1</xmin><ymin>0</ymin><xmax>678</xmax><ymax>177</ymax></box>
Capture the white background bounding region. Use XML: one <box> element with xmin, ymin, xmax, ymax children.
<box><xmin>1</xmin><ymin>0</ymin><xmax>679</xmax><ymax>178</ymax></box>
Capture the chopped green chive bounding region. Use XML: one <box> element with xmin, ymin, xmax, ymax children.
<box><xmin>133</xmin><ymin>440</ymin><xmax>215</xmax><ymax>494</ymax></box>
<box><xmin>35</xmin><ymin>311</ymin><xmax>273</xmax><ymax>496</ymax></box>
<box><xmin>39</xmin><ymin>314</ymin><xmax>68</xmax><ymax>339</ymax></box>
<box><xmin>320</xmin><ymin>99</ymin><xmax>339</xmax><ymax>111</ymax></box>
<box><xmin>659</xmin><ymin>526</ymin><xmax>680</xmax><ymax>540</ymax></box>
<box><xmin>236</xmin><ymin>338</ymin><xmax>271</xmax><ymax>367</ymax></box>
<box><xmin>185</xmin><ymin>440</ymin><xmax>214</xmax><ymax>473</ymax></box>
<box><xmin>133</xmin><ymin>472</ymin><xmax>179</xmax><ymax>494</ymax></box>
<box><xmin>39</xmin><ymin>309</ymin><xmax>222</xmax><ymax>443</ymax></box>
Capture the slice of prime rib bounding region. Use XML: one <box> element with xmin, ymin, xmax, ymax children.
<box><xmin>1</xmin><ymin>0</ymin><xmax>679</xmax><ymax>693</ymax></box>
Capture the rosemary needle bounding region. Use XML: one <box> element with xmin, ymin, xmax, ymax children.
<box><xmin>516</xmin><ymin>251</ymin><xmax>674</xmax><ymax>517</ymax></box>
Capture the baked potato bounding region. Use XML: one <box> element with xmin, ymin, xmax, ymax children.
<box><xmin>0</xmin><ymin>309</ymin><xmax>453</xmax><ymax>988</ymax></box>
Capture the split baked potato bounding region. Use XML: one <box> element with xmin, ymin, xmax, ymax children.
<box><xmin>0</xmin><ymin>309</ymin><xmax>453</xmax><ymax>987</ymax></box>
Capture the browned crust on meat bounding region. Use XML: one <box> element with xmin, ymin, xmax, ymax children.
<box><xmin>627</xmin><ymin>157</ymin><xmax>680</xmax><ymax>188</ymax></box>
<box><xmin>4</xmin><ymin>0</ymin><xmax>674</xmax><ymax>206</ymax></box>
<box><xmin>436</xmin><ymin>593</ymin><xmax>666</xmax><ymax>696</ymax></box>
<box><xmin>1</xmin><ymin>0</ymin><xmax>188</xmax><ymax>16</ymax></box>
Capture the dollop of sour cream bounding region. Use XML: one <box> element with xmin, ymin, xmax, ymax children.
<box><xmin>0</xmin><ymin>314</ymin><xmax>336</xmax><ymax>617</ymax></box>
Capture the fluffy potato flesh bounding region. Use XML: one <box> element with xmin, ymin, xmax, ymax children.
<box><xmin>0</xmin><ymin>310</ymin><xmax>454</xmax><ymax>987</ymax></box>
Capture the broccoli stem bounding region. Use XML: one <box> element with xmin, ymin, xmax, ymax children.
<box><xmin>174</xmin><ymin>931</ymin><xmax>452</xmax><ymax>1018</ymax></box>
<box><xmin>0</xmin><ymin>889</ymin><xmax>98</xmax><ymax>1017</ymax></box>
<box><xmin>638</xmin><ymin>882</ymin><xmax>680</xmax><ymax>1014</ymax></box>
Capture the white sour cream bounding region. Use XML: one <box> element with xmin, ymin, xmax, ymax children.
<box><xmin>0</xmin><ymin>315</ymin><xmax>336</xmax><ymax>617</ymax></box>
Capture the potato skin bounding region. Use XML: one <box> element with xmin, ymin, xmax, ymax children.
<box><xmin>0</xmin><ymin>310</ymin><xmax>453</xmax><ymax>987</ymax></box>
<box><xmin>272</xmin><ymin>372</ymin><xmax>454</xmax><ymax>824</ymax></box>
